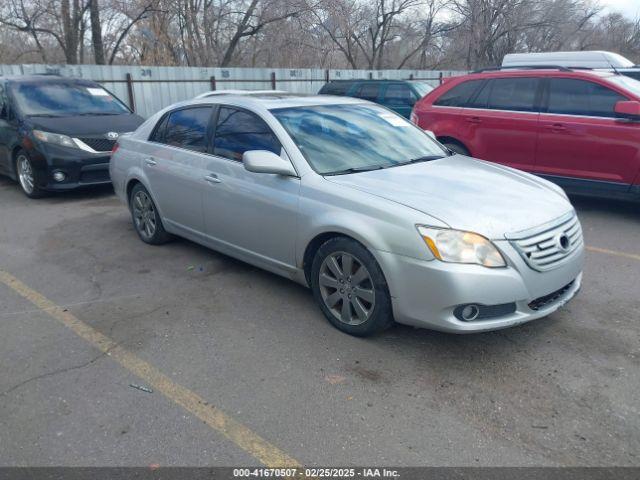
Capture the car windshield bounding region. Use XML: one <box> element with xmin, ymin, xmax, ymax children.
<box><xmin>272</xmin><ymin>104</ymin><xmax>446</xmax><ymax>175</ymax></box>
<box><xmin>11</xmin><ymin>82</ymin><xmax>130</xmax><ymax>116</ymax></box>
<box><xmin>607</xmin><ymin>75</ymin><xmax>640</xmax><ymax>98</ymax></box>
<box><xmin>412</xmin><ymin>82</ymin><xmax>433</xmax><ymax>97</ymax></box>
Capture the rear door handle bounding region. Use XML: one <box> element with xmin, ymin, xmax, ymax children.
<box><xmin>144</xmin><ymin>158</ymin><xmax>157</xmax><ymax>166</ymax></box>
<box><xmin>204</xmin><ymin>173</ymin><xmax>222</xmax><ymax>184</ymax></box>
<box><xmin>465</xmin><ymin>116</ymin><xmax>481</xmax><ymax>124</ymax></box>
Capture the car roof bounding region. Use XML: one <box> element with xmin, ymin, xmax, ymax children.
<box><xmin>454</xmin><ymin>68</ymin><xmax>619</xmax><ymax>81</ymax></box>
<box><xmin>185</xmin><ymin>93</ymin><xmax>369</xmax><ymax>110</ymax></box>
<box><xmin>502</xmin><ymin>51</ymin><xmax>635</xmax><ymax>69</ymax></box>
<box><xmin>194</xmin><ymin>89</ymin><xmax>288</xmax><ymax>99</ymax></box>
<box><xmin>325</xmin><ymin>79</ymin><xmax>425</xmax><ymax>84</ymax></box>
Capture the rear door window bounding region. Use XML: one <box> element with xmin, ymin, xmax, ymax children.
<box><xmin>383</xmin><ymin>84</ymin><xmax>417</xmax><ymax>106</ymax></box>
<box><xmin>162</xmin><ymin>107</ymin><xmax>213</xmax><ymax>152</ymax></box>
<box><xmin>485</xmin><ymin>78</ymin><xmax>539</xmax><ymax>112</ymax></box>
<box><xmin>433</xmin><ymin>80</ymin><xmax>483</xmax><ymax>107</ymax></box>
<box><xmin>354</xmin><ymin>83</ymin><xmax>381</xmax><ymax>102</ymax></box>
<box><xmin>213</xmin><ymin>107</ymin><xmax>281</xmax><ymax>162</ymax></box>
<box><xmin>546</xmin><ymin>78</ymin><xmax>626</xmax><ymax>118</ymax></box>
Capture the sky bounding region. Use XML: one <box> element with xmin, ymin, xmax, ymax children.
<box><xmin>599</xmin><ymin>0</ymin><xmax>640</xmax><ymax>19</ymax></box>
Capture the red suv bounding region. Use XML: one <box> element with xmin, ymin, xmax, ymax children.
<box><xmin>412</xmin><ymin>68</ymin><xmax>640</xmax><ymax>201</ymax></box>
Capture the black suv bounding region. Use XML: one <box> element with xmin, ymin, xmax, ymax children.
<box><xmin>0</xmin><ymin>75</ymin><xmax>144</xmax><ymax>198</ymax></box>
<box><xmin>318</xmin><ymin>79</ymin><xmax>433</xmax><ymax>119</ymax></box>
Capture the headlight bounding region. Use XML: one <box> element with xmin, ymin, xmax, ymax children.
<box><xmin>417</xmin><ymin>226</ymin><xmax>506</xmax><ymax>268</ymax></box>
<box><xmin>33</xmin><ymin>130</ymin><xmax>77</xmax><ymax>149</ymax></box>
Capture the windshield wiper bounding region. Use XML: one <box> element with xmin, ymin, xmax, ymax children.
<box><xmin>398</xmin><ymin>154</ymin><xmax>445</xmax><ymax>165</ymax></box>
<box><xmin>28</xmin><ymin>113</ymin><xmax>65</xmax><ymax>118</ymax></box>
<box><xmin>75</xmin><ymin>112</ymin><xmax>122</xmax><ymax>116</ymax></box>
<box><xmin>324</xmin><ymin>165</ymin><xmax>384</xmax><ymax>176</ymax></box>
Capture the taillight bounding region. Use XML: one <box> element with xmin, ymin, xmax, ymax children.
<box><xmin>111</xmin><ymin>143</ymin><xmax>119</xmax><ymax>154</ymax></box>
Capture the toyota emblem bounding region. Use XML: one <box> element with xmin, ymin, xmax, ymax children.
<box><xmin>556</xmin><ymin>233</ymin><xmax>571</xmax><ymax>252</ymax></box>
<box><xmin>106</xmin><ymin>132</ymin><xmax>119</xmax><ymax>140</ymax></box>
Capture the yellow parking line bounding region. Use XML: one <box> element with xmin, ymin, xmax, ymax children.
<box><xmin>586</xmin><ymin>246</ymin><xmax>640</xmax><ymax>262</ymax></box>
<box><xmin>0</xmin><ymin>270</ymin><xmax>300</xmax><ymax>468</ymax></box>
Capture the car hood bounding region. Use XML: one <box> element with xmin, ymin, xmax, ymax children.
<box><xmin>26</xmin><ymin>113</ymin><xmax>144</xmax><ymax>136</ymax></box>
<box><xmin>324</xmin><ymin>155</ymin><xmax>573</xmax><ymax>239</ymax></box>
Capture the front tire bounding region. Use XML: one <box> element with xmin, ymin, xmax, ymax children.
<box><xmin>311</xmin><ymin>237</ymin><xmax>394</xmax><ymax>336</ymax></box>
<box><xmin>129</xmin><ymin>183</ymin><xmax>171</xmax><ymax>245</ymax></box>
<box><xmin>15</xmin><ymin>150</ymin><xmax>46</xmax><ymax>199</ymax></box>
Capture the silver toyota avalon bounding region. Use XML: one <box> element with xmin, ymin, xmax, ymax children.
<box><xmin>110</xmin><ymin>94</ymin><xmax>583</xmax><ymax>336</ymax></box>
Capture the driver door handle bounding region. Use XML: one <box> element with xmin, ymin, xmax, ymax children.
<box><xmin>545</xmin><ymin>123</ymin><xmax>567</xmax><ymax>132</ymax></box>
<box><xmin>204</xmin><ymin>173</ymin><xmax>222</xmax><ymax>184</ymax></box>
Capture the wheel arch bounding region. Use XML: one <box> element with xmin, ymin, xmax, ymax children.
<box><xmin>125</xmin><ymin>177</ymin><xmax>143</xmax><ymax>204</ymax></box>
<box><xmin>301</xmin><ymin>229</ymin><xmax>391</xmax><ymax>291</ymax></box>
<box><xmin>124</xmin><ymin>176</ymin><xmax>167</xmax><ymax>219</ymax></box>
<box><xmin>9</xmin><ymin>145</ymin><xmax>25</xmax><ymax>178</ymax></box>
<box><xmin>437</xmin><ymin>136</ymin><xmax>470</xmax><ymax>155</ymax></box>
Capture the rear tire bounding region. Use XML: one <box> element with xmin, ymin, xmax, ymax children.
<box><xmin>311</xmin><ymin>237</ymin><xmax>394</xmax><ymax>337</ymax></box>
<box><xmin>15</xmin><ymin>150</ymin><xmax>46</xmax><ymax>199</ymax></box>
<box><xmin>129</xmin><ymin>183</ymin><xmax>171</xmax><ymax>245</ymax></box>
<box><xmin>442</xmin><ymin>141</ymin><xmax>470</xmax><ymax>156</ymax></box>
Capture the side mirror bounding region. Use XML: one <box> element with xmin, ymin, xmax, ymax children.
<box><xmin>243</xmin><ymin>150</ymin><xmax>296</xmax><ymax>176</ymax></box>
<box><xmin>614</xmin><ymin>100</ymin><xmax>640</xmax><ymax>120</ymax></box>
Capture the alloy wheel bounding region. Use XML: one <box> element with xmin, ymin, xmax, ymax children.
<box><xmin>318</xmin><ymin>251</ymin><xmax>375</xmax><ymax>326</ymax></box>
<box><xmin>17</xmin><ymin>155</ymin><xmax>35</xmax><ymax>194</ymax></box>
<box><xmin>132</xmin><ymin>190</ymin><xmax>157</xmax><ymax>240</ymax></box>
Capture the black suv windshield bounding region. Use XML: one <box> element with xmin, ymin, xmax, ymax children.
<box><xmin>11</xmin><ymin>82</ymin><xmax>130</xmax><ymax>117</ymax></box>
<box><xmin>272</xmin><ymin>104</ymin><xmax>446</xmax><ymax>175</ymax></box>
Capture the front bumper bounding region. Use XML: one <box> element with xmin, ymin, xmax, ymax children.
<box><xmin>31</xmin><ymin>144</ymin><xmax>112</xmax><ymax>191</ymax></box>
<box><xmin>377</xmin><ymin>240</ymin><xmax>584</xmax><ymax>333</ymax></box>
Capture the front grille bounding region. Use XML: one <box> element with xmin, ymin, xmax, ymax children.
<box><xmin>528</xmin><ymin>281</ymin><xmax>575</xmax><ymax>311</ymax></box>
<box><xmin>508</xmin><ymin>212</ymin><xmax>583</xmax><ymax>271</ymax></box>
<box><xmin>77</xmin><ymin>137</ymin><xmax>116</xmax><ymax>152</ymax></box>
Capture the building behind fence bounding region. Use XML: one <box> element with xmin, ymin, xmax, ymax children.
<box><xmin>0</xmin><ymin>64</ymin><xmax>465</xmax><ymax>118</ymax></box>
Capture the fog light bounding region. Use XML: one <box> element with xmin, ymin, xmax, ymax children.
<box><xmin>53</xmin><ymin>171</ymin><xmax>66</xmax><ymax>182</ymax></box>
<box><xmin>459</xmin><ymin>304</ymin><xmax>480</xmax><ymax>321</ymax></box>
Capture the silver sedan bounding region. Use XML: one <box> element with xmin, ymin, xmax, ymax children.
<box><xmin>110</xmin><ymin>94</ymin><xmax>583</xmax><ymax>336</ymax></box>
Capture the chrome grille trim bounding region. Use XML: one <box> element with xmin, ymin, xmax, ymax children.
<box><xmin>506</xmin><ymin>211</ymin><xmax>583</xmax><ymax>272</ymax></box>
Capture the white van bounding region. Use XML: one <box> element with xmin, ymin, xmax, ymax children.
<box><xmin>502</xmin><ymin>51</ymin><xmax>640</xmax><ymax>81</ymax></box>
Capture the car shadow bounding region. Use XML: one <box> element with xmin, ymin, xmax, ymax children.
<box><xmin>167</xmin><ymin>231</ymin><xmax>556</xmax><ymax>357</ymax></box>
<box><xmin>569</xmin><ymin>194</ymin><xmax>638</xmax><ymax>219</ymax></box>
<box><xmin>0</xmin><ymin>175</ymin><xmax>115</xmax><ymax>203</ymax></box>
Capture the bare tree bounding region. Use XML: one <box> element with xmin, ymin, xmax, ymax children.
<box><xmin>89</xmin><ymin>0</ymin><xmax>105</xmax><ymax>63</ymax></box>
<box><xmin>0</xmin><ymin>0</ymin><xmax>638</xmax><ymax>68</ymax></box>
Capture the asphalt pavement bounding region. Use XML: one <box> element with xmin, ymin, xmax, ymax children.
<box><xmin>0</xmin><ymin>176</ymin><xmax>638</xmax><ymax>467</ymax></box>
